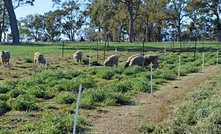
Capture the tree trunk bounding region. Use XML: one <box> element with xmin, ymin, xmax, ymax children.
<box><xmin>128</xmin><ymin>10</ymin><xmax>134</xmax><ymax>42</ymax></box>
<box><xmin>4</xmin><ymin>0</ymin><xmax>20</xmax><ymax>44</ymax></box>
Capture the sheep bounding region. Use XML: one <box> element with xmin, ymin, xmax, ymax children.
<box><xmin>103</xmin><ymin>54</ymin><xmax>119</xmax><ymax>67</ymax></box>
<box><xmin>1</xmin><ymin>51</ymin><xmax>10</xmax><ymax>66</ymax></box>
<box><xmin>144</xmin><ymin>55</ymin><xmax>159</xmax><ymax>69</ymax></box>
<box><xmin>124</xmin><ymin>54</ymin><xmax>142</xmax><ymax>67</ymax></box>
<box><xmin>126</xmin><ymin>54</ymin><xmax>159</xmax><ymax>69</ymax></box>
<box><xmin>34</xmin><ymin>52</ymin><xmax>46</xmax><ymax>66</ymax></box>
<box><xmin>128</xmin><ymin>55</ymin><xmax>146</xmax><ymax>67</ymax></box>
<box><xmin>73</xmin><ymin>50</ymin><xmax>83</xmax><ymax>62</ymax></box>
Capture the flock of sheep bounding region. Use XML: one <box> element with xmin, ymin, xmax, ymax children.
<box><xmin>1</xmin><ymin>50</ymin><xmax>159</xmax><ymax>69</ymax></box>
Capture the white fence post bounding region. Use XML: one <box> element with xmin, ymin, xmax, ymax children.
<box><xmin>217</xmin><ymin>49</ymin><xmax>219</xmax><ymax>65</ymax></box>
<box><xmin>178</xmin><ymin>55</ymin><xmax>181</xmax><ymax>79</ymax></box>
<box><xmin>150</xmin><ymin>62</ymin><xmax>153</xmax><ymax>96</ymax></box>
<box><xmin>115</xmin><ymin>48</ymin><xmax>118</xmax><ymax>55</ymax></box>
<box><xmin>164</xmin><ymin>45</ymin><xmax>166</xmax><ymax>55</ymax></box>
<box><xmin>73</xmin><ymin>84</ymin><xmax>82</xmax><ymax>134</ymax></box>
<box><xmin>202</xmin><ymin>52</ymin><xmax>204</xmax><ymax>72</ymax></box>
<box><xmin>89</xmin><ymin>51</ymin><xmax>91</xmax><ymax>67</ymax></box>
<box><xmin>45</xmin><ymin>54</ymin><xmax>48</xmax><ymax>70</ymax></box>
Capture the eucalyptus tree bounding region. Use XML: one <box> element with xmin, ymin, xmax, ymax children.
<box><xmin>18</xmin><ymin>14</ymin><xmax>45</xmax><ymax>42</ymax></box>
<box><xmin>119</xmin><ymin>0</ymin><xmax>141</xmax><ymax>42</ymax></box>
<box><xmin>60</xmin><ymin>1</ymin><xmax>86</xmax><ymax>41</ymax></box>
<box><xmin>187</xmin><ymin>0</ymin><xmax>221</xmax><ymax>41</ymax></box>
<box><xmin>166</xmin><ymin>0</ymin><xmax>191</xmax><ymax>42</ymax></box>
<box><xmin>44</xmin><ymin>10</ymin><xmax>63</xmax><ymax>42</ymax></box>
<box><xmin>0</xmin><ymin>1</ymin><xmax>9</xmax><ymax>42</ymax></box>
<box><xmin>137</xmin><ymin>0</ymin><xmax>169</xmax><ymax>42</ymax></box>
<box><xmin>88</xmin><ymin>0</ymin><xmax>118</xmax><ymax>42</ymax></box>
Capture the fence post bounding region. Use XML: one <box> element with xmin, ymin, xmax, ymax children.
<box><xmin>62</xmin><ymin>41</ymin><xmax>64</xmax><ymax>57</ymax></box>
<box><xmin>202</xmin><ymin>52</ymin><xmax>204</xmax><ymax>72</ymax></box>
<box><xmin>164</xmin><ymin>45</ymin><xmax>167</xmax><ymax>55</ymax></box>
<box><xmin>217</xmin><ymin>49</ymin><xmax>219</xmax><ymax>65</ymax></box>
<box><xmin>178</xmin><ymin>55</ymin><xmax>181</xmax><ymax>79</ymax></box>
<box><xmin>89</xmin><ymin>51</ymin><xmax>91</xmax><ymax>67</ymax></box>
<box><xmin>73</xmin><ymin>84</ymin><xmax>82</xmax><ymax>134</ymax></box>
<box><xmin>115</xmin><ymin>48</ymin><xmax>118</xmax><ymax>55</ymax></box>
<box><xmin>45</xmin><ymin>54</ymin><xmax>48</xmax><ymax>70</ymax></box>
<box><xmin>150</xmin><ymin>62</ymin><xmax>153</xmax><ymax>96</ymax></box>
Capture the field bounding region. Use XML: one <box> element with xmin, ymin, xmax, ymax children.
<box><xmin>0</xmin><ymin>41</ymin><xmax>221</xmax><ymax>133</ymax></box>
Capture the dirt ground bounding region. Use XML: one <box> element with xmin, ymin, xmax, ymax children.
<box><xmin>86</xmin><ymin>65</ymin><xmax>221</xmax><ymax>134</ymax></box>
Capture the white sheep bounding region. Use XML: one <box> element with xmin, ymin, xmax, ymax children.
<box><xmin>144</xmin><ymin>55</ymin><xmax>159</xmax><ymax>69</ymax></box>
<box><xmin>128</xmin><ymin>55</ymin><xmax>146</xmax><ymax>67</ymax></box>
<box><xmin>103</xmin><ymin>54</ymin><xmax>119</xmax><ymax>67</ymax></box>
<box><xmin>1</xmin><ymin>51</ymin><xmax>10</xmax><ymax>66</ymax></box>
<box><xmin>124</xmin><ymin>54</ymin><xmax>142</xmax><ymax>67</ymax></box>
<box><xmin>73</xmin><ymin>50</ymin><xmax>83</xmax><ymax>62</ymax></box>
<box><xmin>34</xmin><ymin>52</ymin><xmax>46</xmax><ymax>66</ymax></box>
<box><xmin>126</xmin><ymin>54</ymin><xmax>159</xmax><ymax>69</ymax></box>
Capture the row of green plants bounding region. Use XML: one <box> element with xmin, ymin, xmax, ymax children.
<box><xmin>0</xmin><ymin>51</ymin><xmax>219</xmax><ymax>133</ymax></box>
<box><xmin>138</xmin><ymin>73</ymin><xmax>221</xmax><ymax>133</ymax></box>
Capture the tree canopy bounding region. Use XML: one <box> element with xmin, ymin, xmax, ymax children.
<box><xmin>1</xmin><ymin>0</ymin><xmax>221</xmax><ymax>43</ymax></box>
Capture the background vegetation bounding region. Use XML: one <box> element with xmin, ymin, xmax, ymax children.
<box><xmin>0</xmin><ymin>42</ymin><xmax>220</xmax><ymax>133</ymax></box>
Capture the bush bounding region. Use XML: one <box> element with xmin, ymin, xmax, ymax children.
<box><xmin>0</xmin><ymin>94</ymin><xmax>9</xmax><ymax>101</ymax></box>
<box><xmin>9</xmin><ymin>95</ymin><xmax>39</xmax><ymax>111</ymax></box>
<box><xmin>7</xmin><ymin>88</ymin><xmax>25</xmax><ymax>98</ymax></box>
<box><xmin>122</xmin><ymin>66</ymin><xmax>146</xmax><ymax>76</ymax></box>
<box><xmin>28</xmin><ymin>85</ymin><xmax>54</xmax><ymax>99</ymax></box>
<box><xmin>96</xmin><ymin>69</ymin><xmax>115</xmax><ymax>80</ymax></box>
<box><xmin>0</xmin><ymin>85</ymin><xmax>10</xmax><ymax>94</ymax></box>
<box><xmin>57</xmin><ymin>92</ymin><xmax>75</xmax><ymax>104</ymax></box>
<box><xmin>24</xmin><ymin>58</ymin><xmax>33</xmax><ymax>63</ymax></box>
<box><xmin>0</xmin><ymin>100</ymin><xmax>11</xmax><ymax>115</ymax></box>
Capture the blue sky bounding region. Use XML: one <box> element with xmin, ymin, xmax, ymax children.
<box><xmin>15</xmin><ymin>0</ymin><xmax>55</xmax><ymax>19</ymax></box>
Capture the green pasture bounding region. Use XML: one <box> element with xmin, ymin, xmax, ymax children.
<box><xmin>0</xmin><ymin>41</ymin><xmax>220</xmax><ymax>57</ymax></box>
<box><xmin>0</xmin><ymin>41</ymin><xmax>221</xmax><ymax>133</ymax></box>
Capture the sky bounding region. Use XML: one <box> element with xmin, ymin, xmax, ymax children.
<box><xmin>15</xmin><ymin>0</ymin><xmax>56</xmax><ymax>19</ymax></box>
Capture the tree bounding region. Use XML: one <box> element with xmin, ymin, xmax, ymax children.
<box><xmin>4</xmin><ymin>0</ymin><xmax>19</xmax><ymax>44</ymax></box>
<box><xmin>166</xmin><ymin>0</ymin><xmax>191</xmax><ymax>42</ymax></box>
<box><xmin>44</xmin><ymin>10</ymin><xmax>63</xmax><ymax>42</ymax></box>
<box><xmin>18</xmin><ymin>14</ymin><xmax>45</xmax><ymax>41</ymax></box>
<box><xmin>120</xmin><ymin>0</ymin><xmax>141</xmax><ymax>42</ymax></box>
<box><xmin>60</xmin><ymin>1</ymin><xmax>86</xmax><ymax>41</ymax></box>
<box><xmin>0</xmin><ymin>1</ymin><xmax>9</xmax><ymax>42</ymax></box>
<box><xmin>187</xmin><ymin>0</ymin><xmax>221</xmax><ymax>41</ymax></box>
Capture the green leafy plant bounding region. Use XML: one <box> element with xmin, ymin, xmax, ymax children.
<box><xmin>0</xmin><ymin>100</ymin><xmax>11</xmax><ymax>115</ymax></box>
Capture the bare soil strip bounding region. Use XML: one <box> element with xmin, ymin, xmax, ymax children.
<box><xmin>86</xmin><ymin>65</ymin><xmax>221</xmax><ymax>134</ymax></box>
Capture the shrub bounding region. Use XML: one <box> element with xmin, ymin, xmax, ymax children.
<box><xmin>0</xmin><ymin>85</ymin><xmax>10</xmax><ymax>93</ymax></box>
<box><xmin>80</xmin><ymin>88</ymin><xmax>105</xmax><ymax>109</ymax></box>
<box><xmin>0</xmin><ymin>100</ymin><xmax>11</xmax><ymax>115</ymax></box>
<box><xmin>57</xmin><ymin>92</ymin><xmax>75</xmax><ymax>104</ymax></box>
<box><xmin>28</xmin><ymin>85</ymin><xmax>54</xmax><ymax>99</ymax></box>
<box><xmin>35</xmin><ymin>113</ymin><xmax>87</xmax><ymax>134</ymax></box>
<box><xmin>105</xmin><ymin>80</ymin><xmax>132</xmax><ymax>93</ymax></box>
<box><xmin>96</xmin><ymin>69</ymin><xmax>115</xmax><ymax>80</ymax></box>
<box><xmin>24</xmin><ymin>58</ymin><xmax>33</xmax><ymax>63</ymax></box>
<box><xmin>122</xmin><ymin>66</ymin><xmax>146</xmax><ymax>76</ymax></box>
<box><xmin>9</xmin><ymin>95</ymin><xmax>39</xmax><ymax>111</ymax></box>
<box><xmin>0</xmin><ymin>94</ymin><xmax>9</xmax><ymax>101</ymax></box>
<box><xmin>104</xmin><ymin>91</ymin><xmax>132</xmax><ymax>106</ymax></box>
<box><xmin>7</xmin><ymin>88</ymin><xmax>25</xmax><ymax>98</ymax></box>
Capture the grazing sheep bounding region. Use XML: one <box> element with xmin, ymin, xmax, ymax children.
<box><xmin>126</xmin><ymin>54</ymin><xmax>159</xmax><ymax>69</ymax></box>
<box><xmin>1</xmin><ymin>51</ymin><xmax>10</xmax><ymax>66</ymax></box>
<box><xmin>144</xmin><ymin>55</ymin><xmax>159</xmax><ymax>69</ymax></box>
<box><xmin>103</xmin><ymin>54</ymin><xmax>119</xmax><ymax>67</ymax></box>
<box><xmin>73</xmin><ymin>50</ymin><xmax>83</xmax><ymax>62</ymax></box>
<box><xmin>34</xmin><ymin>52</ymin><xmax>46</xmax><ymax>66</ymax></box>
<box><xmin>124</xmin><ymin>54</ymin><xmax>142</xmax><ymax>67</ymax></box>
<box><xmin>128</xmin><ymin>55</ymin><xmax>146</xmax><ymax>67</ymax></box>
